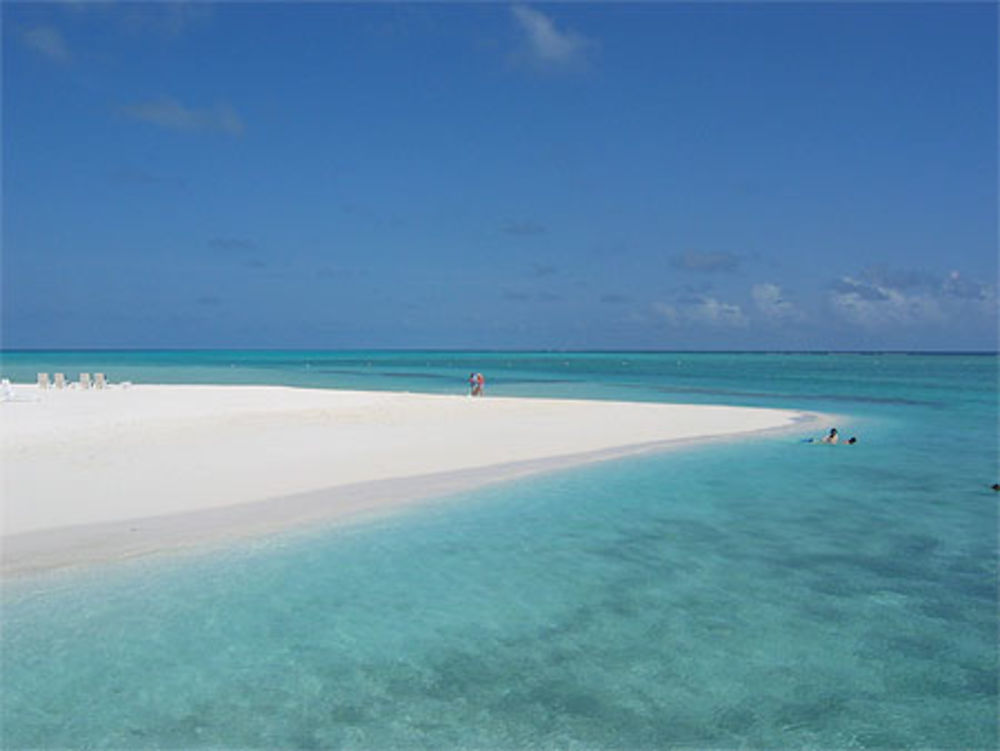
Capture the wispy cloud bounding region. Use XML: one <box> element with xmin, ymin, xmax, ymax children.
<box><xmin>828</xmin><ymin>277</ymin><xmax>944</xmax><ymax>328</ymax></box>
<box><xmin>832</xmin><ymin>276</ymin><xmax>890</xmax><ymax>302</ymax></box>
<box><xmin>21</xmin><ymin>26</ymin><xmax>71</xmax><ymax>63</ymax></box>
<box><xmin>827</xmin><ymin>267</ymin><xmax>997</xmax><ymax>332</ymax></box>
<box><xmin>510</xmin><ymin>6</ymin><xmax>594</xmax><ymax>69</ymax></box>
<box><xmin>115</xmin><ymin>2</ymin><xmax>213</xmax><ymax>37</ymax></box>
<box><xmin>61</xmin><ymin>1</ymin><xmax>212</xmax><ymax>38</ymax></box>
<box><xmin>752</xmin><ymin>283</ymin><xmax>804</xmax><ymax>322</ymax></box>
<box><xmin>829</xmin><ymin>272</ymin><xmax>949</xmax><ymax>329</ymax></box>
<box><xmin>652</xmin><ymin>296</ymin><xmax>748</xmax><ymax>328</ymax></box>
<box><xmin>942</xmin><ymin>270</ymin><xmax>992</xmax><ymax>301</ymax></box>
<box><xmin>670</xmin><ymin>251</ymin><xmax>741</xmax><ymax>274</ymax></box>
<box><xmin>858</xmin><ymin>265</ymin><xmax>939</xmax><ymax>291</ymax></box>
<box><xmin>121</xmin><ymin>98</ymin><xmax>244</xmax><ymax>136</ymax></box>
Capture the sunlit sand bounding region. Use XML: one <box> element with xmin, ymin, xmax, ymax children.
<box><xmin>1</xmin><ymin>385</ymin><xmax>816</xmax><ymax>574</ymax></box>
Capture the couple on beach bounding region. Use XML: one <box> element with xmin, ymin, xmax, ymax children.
<box><xmin>468</xmin><ymin>372</ymin><xmax>485</xmax><ymax>397</ymax></box>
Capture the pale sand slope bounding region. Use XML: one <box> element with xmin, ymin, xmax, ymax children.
<box><xmin>1</xmin><ymin>385</ymin><xmax>816</xmax><ymax>573</ymax></box>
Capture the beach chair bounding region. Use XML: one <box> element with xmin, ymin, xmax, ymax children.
<box><xmin>95</xmin><ymin>373</ymin><xmax>107</xmax><ymax>389</ymax></box>
<box><xmin>80</xmin><ymin>373</ymin><xmax>91</xmax><ymax>389</ymax></box>
<box><xmin>54</xmin><ymin>373</ymin><xmax>66</xmax><ymax>389</ymax></box>
<box><xmin>37</xmin><ymin>373</ymin><xmax>50</xmax><ymax>389</ymax></box>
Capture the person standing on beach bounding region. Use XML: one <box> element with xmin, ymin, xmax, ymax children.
<box><xmin>475</xmin><ymin>372</ymin><xmax>485</xmax><ymax>396</ymax></box>
<box><xmin>469</xmin><ymin>373</ymin><xmax>478</xmax><ymax>396</ymax></box>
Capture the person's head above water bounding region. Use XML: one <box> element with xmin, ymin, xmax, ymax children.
<box><xmin>847</xmin><ymin>437</ymin><xmax>857</xmax><ymax>444</ymax></box>
<box><xmin>829</xmin><ymin>428</ymin><xmax>838</xmax><ymax>436</ymax></box>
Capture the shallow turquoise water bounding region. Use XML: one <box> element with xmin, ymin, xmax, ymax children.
<box><xmin>1</xmin><ymin>352</ymin><xmax>996</xmax><ymax>749</ymax></box>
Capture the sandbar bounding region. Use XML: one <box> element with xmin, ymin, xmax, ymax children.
<box><xmin>2</xmin><ymin>385</ymin><xmax>818</xmax><ymax>576</ymax></box>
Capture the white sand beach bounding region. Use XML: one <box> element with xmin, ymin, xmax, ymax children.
<box><xmin>2</xmin><ymin>385</ymin><xmax>815</xmax><ymax>575</ymax></box>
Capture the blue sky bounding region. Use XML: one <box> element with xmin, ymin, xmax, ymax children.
<box><xmin>3</xmin><ymin>2</ymin><xmax>997</xmax><ymax>350</ymax></box>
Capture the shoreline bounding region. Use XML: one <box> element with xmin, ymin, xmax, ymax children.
<box><xmin>2</xmin><ymin>384</ymin><xmax>824</xmax><ymax>577</ymax></box>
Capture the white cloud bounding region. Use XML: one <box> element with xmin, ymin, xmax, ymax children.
<box><xmin>942</xmin><ymin>270</ymin><xmax>994</xmax><ymax>302</ymax></box>
<box><xmin>121</xmin><ymin>98</ymin><xmax>244</xmax><ymax>136</ymax></box>
<box><xmin>824</xmin><ymin>269</ymin><xmax>999</xmax><ymax>344</ymax></box>
<box><xmin>652</xmin><ymin>296</ymin><xmax>748</xmax><ymax>328</ymax></box>
<box><xmin>692</xmin><ymin>297</ymin><xmax>749</xmax><ymax>327</ymax></box>
<box><xmin>828</xmin><ymin>276</ymin><xmax>945</xmax><ymax>328</ymax></box>
<box><xmin>511</xmin><ymin>6</ymin><xmax>593</xmax><ymax>68</ymax></box>
<box><xmin>22</xmin><ymin>26</ymin><xmax>71</xmax><ymax>63</ymax></box>
<box><xmin>752</xmin><ymin>283</ymin><xmax>804</xmax><ymax>322</ymax></box>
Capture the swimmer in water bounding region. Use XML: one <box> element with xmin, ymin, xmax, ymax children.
<box><xmin>804</xmin><ymin>431</ymin><xmax>857</xmax><ymax>445</ymax></box>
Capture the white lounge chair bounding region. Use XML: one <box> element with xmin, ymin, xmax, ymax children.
<box><xmin>80</xmin><ymin>373</ymin><xmax>91</xmax><ymax>389</ymax></box>
<box><xmin>37</xmin><ymin>373</ymin><xmax>50</xmax><ymax>389</ymax></box>
<box><xmin>5</xmin><ymin>379</ymin><xmax>39</xmax><ymax>403</ymax></box>
<box><xmin>95</xmin><ymin>373</ymin><xmax>107</xmax><ymax>389</ymax></box>
<box><xmin>54</xmin><ymin>373</ymin><xmax>66</xmax><ymax>389</ymax></box>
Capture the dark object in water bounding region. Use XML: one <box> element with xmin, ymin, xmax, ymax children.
<box><xmin>992</xmin><ymin>483</ymin><xmax>1000</xmax><ymax>492</ymax></box>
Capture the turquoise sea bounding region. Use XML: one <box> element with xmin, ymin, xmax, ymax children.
<box><xmin>1</xmin><ymin>351</ymin><xmax>996</xmax><ymax>750</ymax></box>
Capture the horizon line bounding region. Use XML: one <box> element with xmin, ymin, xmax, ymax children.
<box><xmin>2</xmin><ymin>348</ymin><xmax>997</xmax><ymax>356</ymax></box>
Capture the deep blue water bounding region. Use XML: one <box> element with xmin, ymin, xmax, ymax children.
<box><xmin>1</xmin><ymin>351</ymin><xmax>996</xmax><ymax>749</ymax></box>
